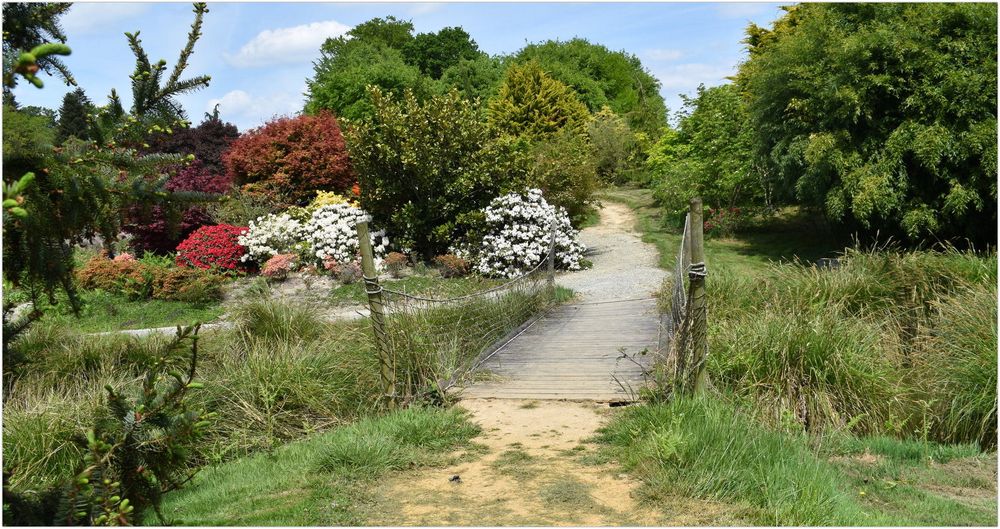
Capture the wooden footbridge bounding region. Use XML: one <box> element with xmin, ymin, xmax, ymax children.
<box><xmin>462</xmin><ymin>297</ymin><xmax>659</xmax><ymax>401</ymax></box>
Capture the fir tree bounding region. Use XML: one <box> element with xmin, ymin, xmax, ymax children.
<box><xmin>56</xmin><ymin>87</ymin><xmax>95</xmax><ymax>143</ymax></box>
<box><xmin>488</xmin><ymin>60</ymin><xmax>591</xmax><ymax>141</ymax></box>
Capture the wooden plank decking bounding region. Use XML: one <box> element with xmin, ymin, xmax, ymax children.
<box><xmin>461</xmin><ymin>297</ymin><xmax>659</xmax><ymax>401</ymax></box>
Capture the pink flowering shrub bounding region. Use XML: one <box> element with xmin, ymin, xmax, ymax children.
<box><xmin>262</xmin><ymin>253</ymin><xmax>297</xmax><ymax>280</ymax></box>
<box><xmin>113</xmin><ymin>252</ymin><xmax>136</xmax><ymax>263</ymax></box>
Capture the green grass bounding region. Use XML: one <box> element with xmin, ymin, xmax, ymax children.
<box><xmin>152</xmin><ymin>407</ymin><xmax>480</xmax><ymax>526</ymax></box>
<box><xmin>490</xmin><ymin>448</ymin><xmax>539</xmax><ymax>481</ymax></box>
<box><xmin>595</xmin><ymin>397</ymin><xmax>997</xmax><ymax>526</ymax></box>
<box><xmin>12</xmin><ymin>288</ymin><xmax>224</xmax><ymax>333</ymax></box>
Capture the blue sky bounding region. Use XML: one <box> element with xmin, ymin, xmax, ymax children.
<box><xmin>12</xmin><ymin>1</ymin><xmax>784</xmax><ymax>131</ymax></box>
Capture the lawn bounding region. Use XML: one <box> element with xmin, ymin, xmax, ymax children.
<box><xmin>20</xmin><ymin>289</ymin><xmax>225</xmax><ymax>333</ymax></box>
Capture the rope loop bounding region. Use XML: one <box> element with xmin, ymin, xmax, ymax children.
<box><xmin>363</xmin><ymin>275</ymin><xmax>383</xmax><ymax>295</ymax></box>
<box><xmin>688</xmin><ymin>261</ymin><xmax>707</xmax><ymax>280</ymax></box>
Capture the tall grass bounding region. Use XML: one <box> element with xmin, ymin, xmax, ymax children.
<box><xmin>696</xmin><ymin>246</ymin><xmax>998</xmax><ymax>446</ymax></box>
<box><xmin>595</xmin><ymin>397</ymin><xmax>864</xmax><ymax>525</ymax></box>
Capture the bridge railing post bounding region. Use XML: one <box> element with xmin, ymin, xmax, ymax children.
<box><xmin>357</xmin><ymin>220</ymin><xmax>396</xmax><ymax>409</ymax></box>
<box><xmin>688</xmin><ymin>198</ymin><xmax>709</xmax><ymax>394</ymax></box>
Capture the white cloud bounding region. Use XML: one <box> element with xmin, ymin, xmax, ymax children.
<box><xmin>62</xmin><ymin>3</ymin><xmax>150</xmax><ymax>34</ymax></box>
<box><xmin>644</xmin><ymin>48</ymin><xmax>683</xmax><ymax>62</ymax></box>
<box><xmin>408</xmin><ymin>3</ymin><xmax>444</xmax><ymax>16</ymax></box>
<box><xmin>207</xmin><ymin>89</ymin><xmax>304</xmax><ymax>129</ymax></box>
<box><xmin>226</xmin><ymin>20</ymin><xmax>351</xmax><ymax>68</ymax></box>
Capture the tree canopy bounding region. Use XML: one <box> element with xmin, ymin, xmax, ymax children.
<box><xmin>488</xmin><ymin>60</ymin><xmax>590</xmax><ymax>141</ymax></box>
<box><xmin>737</xmin><ymin>2</ymin><xmax>997</xmax><ymax>244</ymax></box>
<box><xmin>514</xmin><ymin>38</ymin><xmax>668</xmax><ymax>136</ymax></box>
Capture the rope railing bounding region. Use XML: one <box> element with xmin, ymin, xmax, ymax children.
<box><xmin>658</xmin><ymin>197</ymin><xmax>709</xmax><ymax>396</ymax></box>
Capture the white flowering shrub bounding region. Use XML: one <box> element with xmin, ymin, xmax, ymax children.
<box><xmin>238</xmin><ymin>213</ymin><xmax>309</xmax><ymax>264</ymax></box>
<box><xmin>305</xmin><ymin>203</ymin><xmax>388</xmax><ymax>266</ymax></box>
<box><xmin>474</xmin><ymin>188</ymin><xmax>585</xmax><ymax>278</ymax></box>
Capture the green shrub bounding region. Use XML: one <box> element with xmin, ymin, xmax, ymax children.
<box><xmin>75</xmin><ymin>254</ymin><xmax>224</xmax><ymax>303</ymax></box>
<box><xmin>347</xmin><ymin>87</ymin><xmax>529</xmax><ymax>259</ymax></box>
<box><xmin>527</xmin><ymin>127</ymin><xmax>599</xmax><ymax>225</ymax></box>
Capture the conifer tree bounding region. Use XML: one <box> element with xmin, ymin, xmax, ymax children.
<box><xmin>488</xmin><ymin>60</ymin><xmax>591</xmax><ymax>141</ymax></box>
<box><xmin>56</xmin><ymin>87</ymin><xmax>95</xmax><ymax>143</ymax></box>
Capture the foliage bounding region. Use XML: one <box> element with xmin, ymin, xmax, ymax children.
<box><xmin>433</xmin><ymin>254</ymin><xmax>469</xmax><ymax>278</ymax></box>
<box><xmin>3</xmin><ymin>326</ymin><xmax>211</xmax><ymax>526</ymax></box>
<box><xmin>304</xmin><ymin>16</ymin><xmax>432</xmax><ymax>122</ymax></box>
<box><xmin>308</xmin><ymin>190</ymin><xmax>356</xmax><ymax>210</ymax></box>
<box><xmin>175</xmin><ymin>224</ymin><xmax>248</xmax><ymax>272</ymax></box>
<box><xmin>205</xmin><ymin>187</ymin><xmax>277</xmax><ymax>227</ymax></box>
<box><xmin>1</xmin><ymin>2</ymin><xmax>74</xmax><ymax>97</ymax></box>
<box><xmin>587</xmin><ymin>106</ymin><xmax>636</xmax><ymax>182</ymax></box>
<box><xmin>439</xmin><ymin>55</ymin><xmax>506</xmax><ymax>104</ymax></box>
<box><xmin>223</xmin><ymin>111</ymin><xmax>355</xmax><ymax>205</ymax></box>
<box><xmin>76</xmin><ymin>253</ymin><xmax>225</xmax><ymax>303</ymax></box>
<box><xmin>648</xmin><ymin>84</ymin><xmax>759</xmax><ymax>216</ymax></box>
<box><xmin>513</xmin><ymin>38</ymin><xmax>668</xmax><ymax>136</ymax></box>
<box><xmin>473</xmin><ymin>189</ymin><xmax>585</xmax><ymax>278</ymax></box>
<box><xmin>526</xmin><ymin>127</ymin><xmax>599</xmax><ymax>224</ymax></box>
<box><xmin>3</xmin><ymin>132</ymin><xmax>194</xmax><ymax>312</ymax></box>
<box><xmin>488</xmin><ymin>60</ymin><xmax>590</xmax><ymax>141</ymax></box>
<box><xmin>402</xmin><ymin>26</ymin><xmax>483</xmax><ymax>80</ymax></box>
<box><xmin>347</xmin><ymin>87</ymin><xmax>529</xmax><ymax>259</ymax></box>
<box><xmin>56</xmin><ymin>88</ymin><xmax>95</xmax><ymax>143</ymax></box>
<box><xmin>738</xmin><ymin>3</ymin><xmax>998</xmax><ymax>244</ymax></box>
<box><xmin>124</xmin><ymin>160</ymin><xmax>231</xmax><ymax>255</ymax></box>
<box><xmin>143</xmin><ymin>110</ymin><xmax>239</xmax><ymax>175</ymax></box>
<box><xmin>703</xmin><ymin>206</ymin><xmax>747</xmax><ymax>238</ymax></box>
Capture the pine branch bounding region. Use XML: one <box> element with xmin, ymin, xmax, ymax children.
<box><xmin>164</xmin><ymin>3</ymin><xmax>208</xmax><ymax>91</ymax></box>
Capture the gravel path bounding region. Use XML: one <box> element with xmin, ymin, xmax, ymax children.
<box><xmin>556</xmin><ymin>201</ymin><xmax>667</xmax><ymax>301</ymax></box>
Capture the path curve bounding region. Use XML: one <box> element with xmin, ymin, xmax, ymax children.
<box><xmin>557</xmin><ymin>201</ymin><xmax>666</xmax><ymax>301</ymax></box>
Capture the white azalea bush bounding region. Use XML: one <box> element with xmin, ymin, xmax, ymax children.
<box><xmin>474</xmin><ymin>188</ymin><xmax>585</xmax><ymax>278</ymax></box>
<box><xmin>238</xmin><ymin>213</ymin><xmax>308</xmax><ymax>264</ymax></box>
<box><xmin>305</xmin><ymin>203</ymin><xmax>388</xmax><ymax>266</ymax></box>
<box><xmin>238</xmin><ymin>203</ymin><xmax>387</xmax><ymax>271</ymax></box>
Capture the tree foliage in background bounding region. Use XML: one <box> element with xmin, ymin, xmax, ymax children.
<box><xmin>514</xmin><ymin>38</ymin><xmax>667</xmax><ymax>137</ymax></box>
<box><xmin>488</xmin><ymin>60</ymin><xmax>590</xmax><ymax>141</ymax></box>
<box><xmin>438</xmin><ymin>54</ymin><xmax>507</xmax><ymax>104</ymax></box>
<box><xmin>305</xmin><ymin>16</ymin><xmax>433</xmax><ymax>121</ymax></box>
<box><xmin>588</xmin><ymin>106</ymin><xmax>637</xmax><ymax>182</ymax></box>
<box><xmin>347</xmin><ymin>87</ymin><xmax>529</xmax><ymax>258</ymax></box>
<box><xmin>144</xmin><ymin>108</ymin><xmax>239</xmax><ymax>175</ymax></box>
<box><xmin>402</xmin><ymin>26</ymin><xmax>483</xmax><ymax>80</ymax></box>
<box><xmin>56</xmin><ymin>87</ymin><xmax>96</xmax><ymax>143</ymax></box>
<box><xmin>1</xmin><ymin>2</ymin><xmax>74</xmax><ymax>104</ymax></box>
<box><xmin>223</xmin><ymin>111</ymin><xmax>355</xmax><ymax>206</ymax></box>
<box><xmin>647</xmin><ymin>84</ymin><xmax>758</xmax><ymax>216</ymax></box>
<box><xmin>738</xmin><ymin>2</ymin><xmax>997</xmax><ymax>244</ymax></box>
<box><xmin>526</xmin><ymin>128</ymin><xmax>599</xmax><ymax>224</ymax></box>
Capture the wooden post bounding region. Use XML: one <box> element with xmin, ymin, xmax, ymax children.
<box><xmin>688</xmin><ymin>198</ymin><xmax>709</xmax><ymax>394</ymax></box>
<box><xmin>357</xmin><ymin>221</ymin><xmax>396</xmax><ymax>409</ymax></box>
<box><xmin>547</xmin><ymin>215</ymin><xmax>557</xmax><ymax>293</ymax></box>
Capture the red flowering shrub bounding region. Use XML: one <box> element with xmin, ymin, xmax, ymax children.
<box><xmin>125</xmin><ymin>161</ymin><xmax>233</xmax><ymax>254</ymax></box>
<box><xmin>222</xmin><ymin>111</ymin><xmax>356</xmax><ymax>205</ymax></box>
<box><xmin>175</xmin><ymin>224</ymin><xmax>248</xmax><ymax>271</ymax></box>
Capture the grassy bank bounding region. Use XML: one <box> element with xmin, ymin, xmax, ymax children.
<box><xmin>595</xmin><ymin>397</ymin><xmax>996</xmax><ymax>526</ymax></box>
<box><xmin>152</xmin><ymin>407</ymin><xmax>481</xmax><ymax>525</ymax></box>
<box><xmin>603</xmin><ymin>187</ymin><xmax>997</xmax><ymax>525</ymax></box>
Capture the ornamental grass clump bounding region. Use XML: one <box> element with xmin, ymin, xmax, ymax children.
<box><xmin>474</xmin><ymin>189</ymin><xmax>585</xmax><ymax>278</ymax></box>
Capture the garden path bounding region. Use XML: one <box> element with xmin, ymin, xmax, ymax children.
<box><xmin>462</xmin><ymin>201</ymin><xmax>667</xmax><ymax>401</ymax></box>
